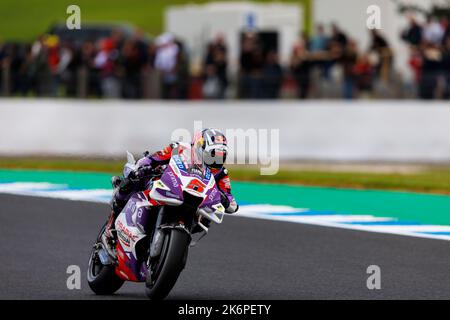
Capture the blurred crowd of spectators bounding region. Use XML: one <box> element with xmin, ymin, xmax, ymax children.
<box><xmin>402</xmin><ymin>15</ymin><xmax>450</xmax><ymax>99</ymax></box>
<box><xmin>0</xmin><ymin>16</ymin><xmax>449</xmax><ymax>100</ymax></box>
<box><xmin>237</xmin><ymin>24</ymin><xmax>394</xmax><ymax>99</ymax></box>
<box><xmin>0</xmin><ymin>29</ymin><xmax>170</xmax><ymax>99</ymax></box>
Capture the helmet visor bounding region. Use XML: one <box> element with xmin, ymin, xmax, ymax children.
<box><xmin>203</xmin><ymin>145</ymin><xmax>227</xmax><ymax>169</ymax></box>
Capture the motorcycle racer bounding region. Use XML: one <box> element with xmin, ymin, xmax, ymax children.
<box><xmin>104</xmin><ymin>128</ymin><xmax>238</xmax><ymax>241</ymax></box>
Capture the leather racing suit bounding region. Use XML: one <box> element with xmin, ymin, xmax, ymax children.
<box><xmin>110</xmin><ymin>142</ymin><xmax>239</xmax><ymax>219</ymax></box>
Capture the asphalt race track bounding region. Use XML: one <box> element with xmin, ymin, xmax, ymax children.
<box><xmin>2</xmin><ymin>193</ymin><xmax>450</xmax><ymax>300</ymax></box>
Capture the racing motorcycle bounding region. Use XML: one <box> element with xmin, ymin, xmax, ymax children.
<box><xmin>87</xmin><ymin>148</ymin><xmax>230</xmax><ymax>299</ymax></box>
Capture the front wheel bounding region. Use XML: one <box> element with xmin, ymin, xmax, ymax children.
<box><xmin>145</xmin><ymin>228</ymin><xmax>190</xmax><ymax>300</ymax></box>
<box><xmin>87</xmin><ymin>223</ymin><xmax>124</xmax><ymax>295</ymax></box>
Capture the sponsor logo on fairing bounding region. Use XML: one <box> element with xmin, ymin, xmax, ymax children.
<box><xmin>167</xmin><ymin>170</ymin><xmax>179</xmax><ymax>188</ymax></box>
<box><xmin>173</xmin><ymin>155</ymin><xmax>186</xmax><ymax>171</ymax></box>
<box><xmin>208</xmin><ymin>187</ymin><xmax>218</xmax><ymax>201</ymax></box>
<box><xmin>204</xmin><ymin>168</ymin><xmax>211</xmax><ymax>180</ymax></box>
<box><xmin>116</xmin><ymin>220</ymin><xmax>137</xmax><ymax>246</ymax></box>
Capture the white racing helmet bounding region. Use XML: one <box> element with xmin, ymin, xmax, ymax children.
<box><xmin>192</xmin><ymin>128</ymin><xmax>228</xmax><ymax>169</ymax></box>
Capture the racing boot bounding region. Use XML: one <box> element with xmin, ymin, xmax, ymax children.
<box><xmin>102</xmin><ymin>176</ymin><xmax>128</xmax><ymax>249</ymax></box>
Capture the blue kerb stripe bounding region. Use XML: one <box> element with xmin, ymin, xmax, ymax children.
<box><xmin>417</xmin><ymin>232</ymin><xmax>450</xmax><ymax>236</ymax></box>
<box><xmin>0</xmin><ymin>183</ymin><xmax>68</xmax><ymax>192</ymax></box>
<box><xmin>29</xmin><ymin>187</ymin><xmax>70</xmax><ymax>192</ymax></box>
<box><xmin>42</xmin><ymin>186</ymin><xmax>102</xmax><ymax>191</ymax></box>
<box><xmin>268</xmin><ymin>210</ymin><xmax>337</xmax><ymax>216</ymax></box>
<box><xmin>96</xmin><ymin>195</ymin><xmax>112</xmax><ymax>200</ymax></box>
<box><xmin>342</xmin><ymin>220</ymin><xmax>419</xmax><ymax>226</ymax></box>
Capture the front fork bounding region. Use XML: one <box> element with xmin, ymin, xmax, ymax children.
<box><xmin>148</xmin><ymin>206</ymin><xmax>193</xmax><ymax>261</ymax></box>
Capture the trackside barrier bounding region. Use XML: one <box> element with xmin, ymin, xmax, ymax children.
<box><xmin>1</xmin><ymin>99</ymin><xmax>450</xmax><ymax>163</ymax></box>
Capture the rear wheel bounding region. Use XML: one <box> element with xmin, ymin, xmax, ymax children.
<box><xmin>145</xmin><ymin>228</ymin><xmax>190</xmax><ymax>300</ymax></box>
<box><xmin>87</xmin><ymin>223</ymin><xmax>124</xmax><ymax>295</ymax></box>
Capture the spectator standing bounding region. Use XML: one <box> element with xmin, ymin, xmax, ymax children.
<box><xmin>442</xmin><ymin>17</ymin><xmax>450</xmax><ymax>46</ymax></box>
<box><xmin>340</xmin><ymin>39</ymin><xmax>358</xmax><ymax>99</ymax></box>
<box><xmin>58</xmin><ymin>41</ymin><xmax>76</xmax><ymax>96</ymax></box>
<box><xmin>79</xmin><ymin>40</ymin><xmax>100</xmax><ymax>97</ymax></box>
<box><xmin>423</xmin><ymin>16</ymin><xmax>445</xmax><ymax>45</ymax></box>
<box><xmin>441</xmin><ymin>36</ymin><xmax>450</xmax><ymax>99</ymax></box>
<box><xmin>262</xmin><ymin>50</ymin><xmax>283</xmax><ymax>99</ymax></box>
<box><xmin>353</xmin><ymin>53</ymin><xmax>374</xmax><ymax>98</ymax></box>
<box><xmin>30</xmin><ymin>36</ymin><xmax>51</xmax><ymax>96</ymax></box>
<box><xmin>94</xmin><ymin>38</ymin><xmax>120</xmax><ymax>98</ymax></box>
<box><xmin>175</xmin><ymin>40</ymin><xmax>189</xmax><ymax>99</ymax></box>
<box><xmin>141</xmin><ymin>42</ymin><xmax>160</xmax><ymax>99</ymax></box>
<box><xmin>239</xmin><ymin>32</ymin><xmax>264</xmax><ymax>99</ymax></box>
<box><xmin>290</xmin><ymin>41</ymin><xmax>312</xmax><ymax>99</ymax></box>
<box><xmin>44</xmin><ymin>35</ymin><xmax>61</xmax><ymax>96</ymax></box>
<box><xmin>310</xmin><ymin>24</ymin><xmax>328</xmax><ymax>52</ymax></box>
<box><xmin>402</xmin><ymin>16</ymin><xmax>423</xmax><ymax>47</ymax></box>
<box><xmin>369</xmin><ymin>29</ymin><xmax>392</xmax><ymax>83</ymax></box>
<box><xmin>310</xmin><ymin>24</ymin><xmax>331</xmax><ymax>80</ymax></box>
<box><xmin>203</xmin><ymin>34</ymin><xmax>228</xmax><ymax>99</ymax></box>
<box><xmin>419</xmin><ymin>42</ymin><xmax>442</xmax><ymax>99</ymax></box>
<box><xmin>121</xmin><ymin>39</ymin><xmax>145</xmax><ymax>99</ymax></box>
<box><xmin>154</xmin><ymin>33</ymin><xmax>180</xmax><ymax>99</ymax></box>
<box><xmin>330</xmin><ymin>23</ymin><xmax>348</xmax><ymax>49</ymax></box>
<box><xmin>408</xmin><ymin>45</ymin><xmax>423</xmax><ymax>88</ymax></box>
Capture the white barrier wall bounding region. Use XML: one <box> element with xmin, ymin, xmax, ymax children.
<box><xmin>1</xmin><ymin>99</ymin><xmax>450</xmax><ymax>163</ymax></box>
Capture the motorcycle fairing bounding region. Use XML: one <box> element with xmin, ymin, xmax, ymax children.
<box><xmin>150</xmin><ymin>151</ymin><xmax>220</xmax><ymax>208</ymax></box>
<box><xmin>114</xmin><ymin>192</ymin><xmax>151</xmax><ymax>282</ymax></box>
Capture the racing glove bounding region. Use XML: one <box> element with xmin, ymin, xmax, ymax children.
<box><xmin>219</xmin><ymin>190</ymin><xmax>239</xmax><ymax>214</ymax></box>
<box><xmin>129</xmin><ymin>165</ymin><xmax>154</xmax><ymax>181</ymax></box>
